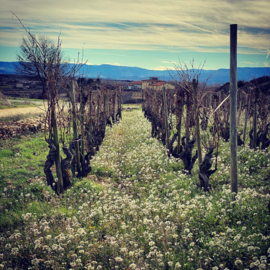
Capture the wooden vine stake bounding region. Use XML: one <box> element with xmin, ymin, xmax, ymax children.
<box><xmin>252</xmin><ymin>89</ymin><xmax>258</xmax><ymax>149</ymax></box>
<box><xmin>177</xmin><ymin>92</ymin><xmax>182</xmax><ymax>154</ymax></box>
<box><xmin>51</xmin><ymin>101</ymin><xmax>64</xmax><ymax>194</ymax></box>
<box><xmin>88</xmin><ymin>90</ymin><xmax>93</xmax><ymax>144</ymax></box>
<box><xmin>230</xmin><ymin>24</ymin><xmax>238</xmax><ymax>200</ymax></box>
<box><xmin>47</xmin><ymin>75</ymin><xmax>64</xmax><ymax>194</ymax></box>
<box><xmin>114</xmin><ymin>92</ymin><xmax>118</xmax><ymax>121</ymax></box>
<box><xmin>185</xmin><ymin>91</ymin><xmax>190</xmax><ymax>140</ymax></box>
<box><xmin>192</xmin><ymin>78</ymin><xmax>202</xmax><ymax>164</ymax></box>
<box><xmin>70</xmin><ymin>80</ymin><xmax>80</xmax><ymax>173</ymax></box>
<box><xmin>162</xmin><ymin>87</ymin><xmax>170</xmax><ymax>149</ymax></box>
<box><xmin>80</xmin><ymin>85</ymin><xmax>86</xmax><ymax>171</ymax></box>
<box><xmin>243</xmin><ymin>93</ymin><xmax>250</xmax><ymax>145</ymax></box>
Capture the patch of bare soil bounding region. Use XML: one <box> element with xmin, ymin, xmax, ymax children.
<box><xmin>0</xmin><ymin>115</ymin><xmax>46</xmax><ymax>139</ymax></box>
<box><xmin>0</xmin><ymin>104</ymin><xmax>47</xmax><ymax>118</ymax></box>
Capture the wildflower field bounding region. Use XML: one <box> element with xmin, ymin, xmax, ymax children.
<box><xmin>0</xmin><ymin>106</ymin><xmax>270</xmax><ymax>270</ymax></box>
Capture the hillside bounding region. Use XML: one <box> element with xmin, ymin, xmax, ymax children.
<box><xmin>0</xmin><ymin>61</ymin><xmax>269</xmax><ymax>85</ymax></box>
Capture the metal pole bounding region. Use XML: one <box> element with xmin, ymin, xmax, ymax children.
<box><xmin>230</xmin><ymin>24</ymin><xmax>238</xmax><ymax>199</ymax></box>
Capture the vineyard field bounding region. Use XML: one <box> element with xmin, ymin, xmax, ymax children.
<box><xmin>0</xmin><ymin>105</ymin><xmax>270</xmax><ymax>269</ymax></box>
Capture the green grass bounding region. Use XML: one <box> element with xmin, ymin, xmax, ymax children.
<box><xmin>0</xmin><ymin>133</ymin><xmax>48</xmax><ymax>229</ymax></box>
<box><xmin>0</xmin><ymin>129</ymin><xmax>104</xmax><ymax>233</ymax></box>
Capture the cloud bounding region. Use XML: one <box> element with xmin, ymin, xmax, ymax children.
<box><xmin>104</xmin><ymin>63</ymin><xmax>121</xmax><ymax>66</ymax></box>
<box><xmin>243</xmin><ymin>61</ymin><xmax>258</xmax><ymax>65</ymax></box>
<box><xmin>264</xmin><ymin>61</ymin><xmax>269</xmax><ymax>67</ymax></box>
<box><xmin>161</xmin><ymin>61</ymin><xmax>176</xmax><ymax>64</ymax></box>
<box><xmin>267</xmin><ymin>49</ymin><xmax>270</xmax><ymax>58</ymax></box>
<box><xmin>0</xmin><ymin>0</ymin><xmax>269</xmax><ymax>57</ymax></box>
<box><xmin>152</xmin><ymin>66</ymin><xmax>174</xmax><ymax>71</ymax></box>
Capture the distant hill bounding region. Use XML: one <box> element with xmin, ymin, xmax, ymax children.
<box><xmin>0</xmin><ymin>62</ymin><xmax>19</xmax><ymax>74</ymax></box>
<box><xmin>0</xmin><ymin>61</ymin><xmax>269</xmax><ymax>85</ymax></box>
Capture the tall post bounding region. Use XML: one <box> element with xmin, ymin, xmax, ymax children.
<box><xmin>162</xmin><ymin>87</ymin><xmax>170</xmax><ymax>149</ymax></box>
<box><xmin>80</xmin><ymin>87</ymin><xmax>86</xmax><ymax>171</ymax></box>
<box><xmin>114</xmin><ymin>91</ymin><xmax>118</xmax><ymax>121</ymax></box>
<box><xmin>103</xmin><ymin>93</ymin><xmax>106</xmax><ymax>114</ymax></box>
<box><xmin>51</xmin><ymin>107</ymin><xmax>64</xmax><ymax>194</ymax></box>
<box><xmin>192</xmin><ymin>79</ymin><xmax>202</xmax><ymax>164</ymax></box>
<box><xmin>70</xmin><ymin>80</ymin><xmax>80</xmax><ymax>173</ymax></box>
<box><xmin>119</xmin><ymin>87</ymin><xmax>122</xmax><ymax>119</ymax></box>
<box><xmin>252</xmin><ymin>90</ymin><xmax>258</xmax><ymax>149</ymax></box>
<box><xmin>88</xmin><ymin>90</ymin><xmax>94</xmax><ymax>150</ymax></box>
<box><xmin>243</xmin><ymin>93</ymin><xmax>250</xmax><ymax>145</ymax></box>
<box><xmin>105</xmin><ymin>92</ymin><xmax>110</xmax><ymax>119</ymax></box>
<box><xmin>47</xmin><ymin>76</ymin><xmax>64</xmax><ymax>194</ymax></box>
<box><xmin>237</xmin><ymin>92</ymin><xmax>242</xmax><ymax>124</ymax></box>
<box><xmin>230</xmin><ymin>24</ymin><xmax>238</xmax><ymax>199</ymax></box>
<box><xmin>177</xmin><ymin>93</ymin><xmax>183</xmax><ymax>154</ymax></box>
<box><xmin>185</xmin><ymin>91</ymin><xmax>190</xmax><ymax>140</ymax></box>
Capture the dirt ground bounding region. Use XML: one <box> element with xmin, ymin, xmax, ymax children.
<box><xmin>0</xmin><ymin>104</ymin><xmax>47</xmax><ymax>118</ymax></box>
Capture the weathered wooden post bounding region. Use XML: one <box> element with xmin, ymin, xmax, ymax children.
<box><xmin>104</xmin><ymin>91</ymin><xmax>110</xmax><ymax>120</ymax></box>
<box><xmin>162</xmin><ymin>86</ymin><xmax>170</xmax><ymax>149</ymax></box>
<box><xmin>88</xmin><ymin>90</ymin><xmax>93</xmax><ymax>144</ymax></box>
<box><xmin>97</xmin><ymin>92</ymin><xmax>100</xmax><ymax>129</ymax></box>
<box><xmin>192</xmin><ymin>78</ymin><xmax>202</xmax><ymax>164</ymax></box>
<box><xmin>243</xmin><ymin>93</ymin><xmax>250</xmax><ymax>145</ymax></box>
<box><xmin>70</xmin><ymin>80</ymin><xmax>80</xmax><ymax>173</ymax></box>
<box><xmin>47</xmin><ymin>76</ymin><xmax>64</xmax><ymax>194</ymax></box>
<box><xmin>119</xmin><ymin>86</ymin><xmax>122</xmax><ymax>119</ymax></box>
<box><xmin>51</xmin><ymin>105</ymin><xmax>64</xmax><ymax>194</ymax></box>
<box><xmin>114</xmin><ymin>91</ymin><xmax>118</xmax><ymax>121</ymax></box>
<box><xmin>185</xmin><ymin>91</ymin><xmax>190</xmax><ymax>140</ymax></box>
<box><xmin>230</xmin><ymin>24</ymin><xmax>238</xmax><ymax>199</ymax></box>
<box><xmin>177</xmin><ymin>91</ymin><xmax>183</xmax><ymax>154</ymax></box>
<box><xmin>252</xmin><ymin>89</ymin><xmax>258</xmax><ymax>149</ymax></box>
<box><xmin>237</xmin><ymin>91</ymin><xmax>242</xmax><ymax>124</ymax></box>
<box><xmin>103</xmin><ymin>93</ymin><xmax>107</xmax><ymax>114</ymax></box>
<box><xmin>80</xmin><ymin>85</ymin><xmax>87</xmax><ymax>171</ymax></box>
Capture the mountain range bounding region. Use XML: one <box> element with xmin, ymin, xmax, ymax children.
<box><xmin>0</xmin><ymin>61</ymin><xmax>269</xmax><ymax>85</ymax></box>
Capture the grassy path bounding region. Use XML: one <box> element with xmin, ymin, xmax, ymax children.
<box><xmin>0</xmin><ymin>107</ymin><xmax>270</xmax><ymax>269</ymax></box>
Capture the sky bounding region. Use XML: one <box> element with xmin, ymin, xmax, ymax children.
<box><xmin>0</xmin><ymin>0</ymin><xmax>270</xmax><ymax>70</ymax></box>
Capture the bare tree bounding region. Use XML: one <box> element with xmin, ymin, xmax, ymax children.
<box><xmin>16</xmin><ymin>34</ymin><xmax>69</xmax><ymax>99</ymax></box>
